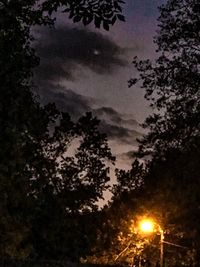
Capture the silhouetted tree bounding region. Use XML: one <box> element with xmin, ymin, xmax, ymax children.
<box><xmin>95</xmin><ymin>0</ymin><xmax>200</xmax><ymax>266</ymax></box>
<box><xmin>127</xmin><ymin>0</ymin><xmax>200</xmax><ymax>265</ymax></box>
<box><xmin>0</xmin><ymin>0</ymin><xmax>125</xmax><ymax>29</ymax></box>
<box><xmin>0</xmin><ymin>0</ymin><xmax>122</xmax><ymax>260</ymax></box>
<box><xmin>129</xmin><ymin>0</ymin><xmax>200</xmax><ymax>159</ymax></box>
<box><xmin>82</xmin><ymin>160</ymin><xmax>147</xmax><ymax>265</ymax></box>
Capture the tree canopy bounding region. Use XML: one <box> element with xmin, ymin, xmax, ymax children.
<box><xmin>129</xmin><ymin>0</ymin><xmax>200</xmax><ymax>159</ymax></box>
<box><xmin>94</xmin><ymin>1</ymin><xmax>200</xmax><ymax>266</ymax></box>
<box><xmin>127</xmin><ymin>0</ymin><xmax>200</xmax><ymax>265</ymax></box>
<box><xmin>0</xmin><ymin>0</ymin><xmax>124</xmax><ymax>261</ymax></box>
<box><xmin>0</xmin><ymin>0</ymin><xmax>125</xmax><ymax>29</ymax></box>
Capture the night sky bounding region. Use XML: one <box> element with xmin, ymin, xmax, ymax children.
<box><xmin>33</xmin><ymin>0</ymin><xmax>166</xmax><ymax>193</ymax></box>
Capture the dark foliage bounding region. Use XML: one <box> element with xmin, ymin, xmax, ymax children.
<box><xmin>0</xmin><ymin>0</ymin><xmax>125</xmax><ymax>30</ymax></box>
<box><xmin>0</xmin><ymin>0</ymin><xmax>122</xmax><ymax>261</ymax></box>
<box><xmin>42</xmin><ymin>0</ymin><xmax>126</xmax><ymax>30</ymax></box>
<box><xmin>97</xmin><ymin>1</ymin><xmax>200</xmax><ymax>266</ymax></box>
<box><xmin>129</xmin><ymin>0</ymin><xmax>200</xmax><ymax>159</ymax></box>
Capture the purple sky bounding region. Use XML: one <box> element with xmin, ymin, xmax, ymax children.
<box><xmin>34</xmin><ymin>0</ymin><xmax>166</xmax><ymax>200</ymax></box>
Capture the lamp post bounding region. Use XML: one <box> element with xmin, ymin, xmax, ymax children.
<box><xmin>139</xmin><ymin>219</ymin><xmax>164</xmax><ymax>267</ymax></box>
<box><xmin>159</xmin><ymin>226</ymin><xmax>164</xmax><ymax>267</ymax></box>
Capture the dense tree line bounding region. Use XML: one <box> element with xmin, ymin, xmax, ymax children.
<box><xmin>0</xmin><ymin>0</ymin><xmax>125</xmax><ymax>261</ymax></box>
<box><xmin>87</xmin><ymin>1</ymin><xmax>200</xmax><ymax>266</ymax></box>
<box><xmin>130</xmin><ymin>1</ymin><xmax>200</xmax><ymax>265</ymax></box>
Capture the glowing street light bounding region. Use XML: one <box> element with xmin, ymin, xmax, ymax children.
<box><xmin>139</xmin><ymin>218</ymin><xmax>164</xmax><ymax>267</ymax></box>
<box><xmin>139</xmin><ymin>219</ymin><xmax>154</xmax><ymax>233</ymax></box>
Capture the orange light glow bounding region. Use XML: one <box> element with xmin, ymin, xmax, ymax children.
<box><xmin>139</xmin><ymin>219</ymin><xmax>154</xmax><ymax>233</ymax></box>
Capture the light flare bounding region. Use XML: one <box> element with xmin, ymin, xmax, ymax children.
<box><xmin>139</xmin><ymin>219</ymin><xmax>154</xmax><ymax>233</ymax></box>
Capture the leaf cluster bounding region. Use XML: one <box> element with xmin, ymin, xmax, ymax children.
<box><xmin>42</xmin><ymin>0</ymin><xmax>125</xmax><ymax>31</ymax></box>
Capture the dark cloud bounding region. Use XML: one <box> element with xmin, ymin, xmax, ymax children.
<box><xmin>34</xmin><ymin>26</ymin><xmax>127</xmax><ymax>82</ymax></box>
<box><xmin>33</xmin><ymin>24</ymin><xmax>141</xmax><ymax>147</ymax></box>
<box><xmin>93</xmin><ymin>107</ymin><xmax>142</xmax><ymax>144</ymax></box>
<box><xmin>118</xmin><ymin>150</ymin><xmax>138</xmax><ymax>161</ymax></box>
<box><xmin>94</xmin><ymin>107</ymin><xmax>138</xmax><ymax>127</ymax></box>
<box><xmin>34</xmin><ymin>83</ymin><xmax>93</xmax><ymax>119</ymax></box>
<box><xmin>98</xmin><ymin>120</ymin><xmax>141</xmax><ymax>145</ymax></box>
<box><xmin>34</xmin><ymin>82</ymin><xmax>142</xmax><ymax>144</ymax></box>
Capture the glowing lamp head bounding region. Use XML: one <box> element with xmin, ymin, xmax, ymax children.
<box><xmin>139</xmin><ymin>219</ymin><xmax>154</xmax><ymax>233</ymax></box>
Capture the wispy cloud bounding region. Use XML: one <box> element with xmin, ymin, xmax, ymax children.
<box><xmin>94</xmin><ymin>107</ymin><xmax>138</xmax><ymax>128</ymax></box>
<box><xmin>34</xmin><ymin>84</ymin><xmax>93</xmax><ymax>119</ymax></box>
